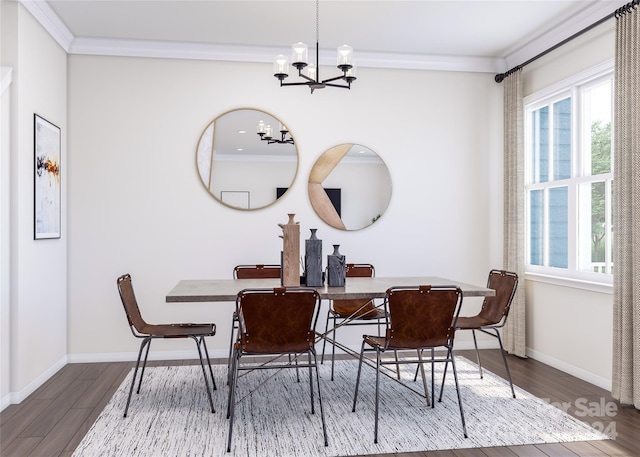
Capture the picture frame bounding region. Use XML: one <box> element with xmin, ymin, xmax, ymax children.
<box><xmin>220</xmin><ymin>191</ymin><xmax>250</xmax><ymax>209</ymax></box>
<box><xmin>34</xmin><ymin>114</ymin><xmax>61</xmax><ymax>239</ymax></box>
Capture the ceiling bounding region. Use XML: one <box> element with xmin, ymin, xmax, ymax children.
<box><xmin>26</xmin><ymin>0</ymin><xmax>626</xmax><ymax>74</ymax></box>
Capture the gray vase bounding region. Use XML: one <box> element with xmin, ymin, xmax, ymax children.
<box><xmin>305</xmin><ymin>229</ymin><xmax>323</xmax><ymax>286</ymax></box>
<box><xmin>327</xmin><ymin>244</ymin><xmax>346</xmax><ymax>287</ymax></box>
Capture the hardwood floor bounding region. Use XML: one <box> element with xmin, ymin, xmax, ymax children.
<box><xmin>2</xmin><ymin>349</ymin><xmax>639</xmax><ymax>457</ymax></box>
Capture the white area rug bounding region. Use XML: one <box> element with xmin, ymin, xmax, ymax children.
<box><xmin>72</xmin><ymin>357</ymin><xmax>608</xmax><ymax>456</ymax></box>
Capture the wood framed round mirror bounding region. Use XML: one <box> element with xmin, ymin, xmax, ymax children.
<box><xmin>196</xmin><ymin>108</ymin><xmax>298</xmax><ymax>210</ymax></box>
<box><xmin>308</xmin><ymin>143</ymin><xmax>391</xmax><ymax>230</ymax></box>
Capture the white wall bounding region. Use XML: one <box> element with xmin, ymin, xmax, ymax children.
<box><xmin>522</xmin><ymin>22</ymin><xmax>615</xmax><ymax>390</ymax></box>
<box><xmin>0</xmin><ymin>3</ymin><xmax>68</xmax><ymax>406</ymax></box>
<box><xmin>66</xmin><ymin>55</ymin><xmax>504</xmax><ymax>361</ymax></box>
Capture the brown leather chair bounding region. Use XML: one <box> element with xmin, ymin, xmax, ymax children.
<box><xmin>116</xmin><ymin>274</ymin><xmax>216</xmax><ymax>417</ymax></box>
<box><xmin>233</xmin><ymin>264</ymin><xmax>281</xmax><ymax>279</ymax></box>
<box><xmin>227</xmin><ymin>265</ymin><xmax>281</xmax><ymax>374</ymax></box>
<box><xmin>352</xmin><ymin>285</ymin><xmax>467</xmax><ymax>443</ymax></box>
<box><xmin>226</xmin><ymin>287</ymin><xmax>328</xmax><ymax>452</ymax></box>
<box><xmin>455</xmin><ymin>269</ymin><xmax>519</xmax><ymax>398</ymax></box>
<box><xmin>320</xmin><ymin>263</ymin><xmax>390</xmax><ymax>380</ymax></box>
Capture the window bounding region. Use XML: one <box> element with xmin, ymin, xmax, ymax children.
<box><xmin>525</xmin><ymin>66</ymin><xmax>613</xmax><ymax>284</ymax></box>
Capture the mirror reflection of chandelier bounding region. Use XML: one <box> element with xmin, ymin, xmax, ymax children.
<box><xmin>273</xmin><ymin>0</ymin><xmax>356</xmax><ymax>94</ymax></box>
<box><xmin>257</xmin><ymin>120</ymin><xmax>294</xmax><ymax>145</ymax></box>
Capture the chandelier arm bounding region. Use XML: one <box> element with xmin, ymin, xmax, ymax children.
<box><xmin>279</xmin><ymin>81</ymin><xmax>315</xmax><ymax>87</ymax></box>
<box><xmin>322</xmin><ymin>82</ymin><xmax>351</xmax><ymax>89</ymax></box>
<box><xmin>321</xmin><ymin>74</ymin><xmax>349</xmax><ymax>84</ymax></box>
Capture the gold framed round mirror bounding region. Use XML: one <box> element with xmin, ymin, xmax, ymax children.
<box><xmin>196</xmin><ymin>108</ymin><xmax>298</xmax><ymax>210</ymax></box>
<box><xmin>308</xmin><ymin>143</ymin><xmax>392</xmax><ymax>230</ymax></box>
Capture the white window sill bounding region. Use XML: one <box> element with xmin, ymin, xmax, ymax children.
<box><xmin>524</xmin><ymin>271</ymin><xmax>613</xmax><ymax>295</ymax></box>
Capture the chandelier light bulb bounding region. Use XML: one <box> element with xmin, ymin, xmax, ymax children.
<box><xmin>264</xmin><ymin>125</ymin><xmax>273</xmax><ymax>140</ymax></box>
<box><xmin>257</xmin><ymin>120</ymin><xmax>266</xmax><ymax>134</ymax></box>
<box><xmin>337</xmin><ymin>45</ymin><xmax>353</xmax><ymax>68</ymax></box>
<box><xmin>292</xmin><ymin>42</ymin><xmax>308</xmax><ymax>67</ymax></box>
<box><xmin>306</xmin><ymin>64</ymin><xmax>317</xmax><ymax>81</ymax></box>
<box><xmin>274</xmin><ymin>55</ymin><xmax>289</xmax><ymax>80</ymax></box>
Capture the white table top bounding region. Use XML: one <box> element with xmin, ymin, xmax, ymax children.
<box><xmin>166</xmin><ymin>276</ymin><xmax>495</xmax><ymax>303</ymax></box>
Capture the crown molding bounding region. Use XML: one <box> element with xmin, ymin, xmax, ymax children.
<box><xmin>502</xmin><ymin>0</ymin><xmax>622</xmax><ymax>72</ymax></box>
<box><xmin>20</xmin><ymin>0</ymin><xmax>73</xmax><ymax>52</ymax></box>
<box><xmin>68</xmin><ymin>37</ymin><xmax>506</xmax><ymax>73</ymax></box>
<box><xmin>22</xmin><ymin>0</ymin><xmax>623</xmax><ymax>75</ymax></box>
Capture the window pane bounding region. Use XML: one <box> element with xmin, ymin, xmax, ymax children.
<box><xmin>531</xmin><ymin>106</ymin><xmax>549</xmax><ymax>184</ymax></box>
<box><xmin>529</xmin><ymin>189</ymin><xmax>544</xmax><ymax>266</ymax></box>
<box><xmin>549</xmin><ymin>187</ymin><xmax>568</xmax><ymax>268</ymax></box>
<box><xmin>553</xmin><ymin>98</ymin><xmax>572</xmax><ymax>180</ymax></box>
<box><xmin>584</xmin><ymin>80</ymin><xmax>612</xmax><ymax>175</ymax></box>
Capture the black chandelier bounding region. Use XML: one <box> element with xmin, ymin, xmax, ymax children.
<box><xmin>273</xmin><ymin>0</ymin><xmax>356</xmax><ymax>94</ymax></box>
<box><xmin>256</xmin><ymin>120</ymin><xmax>294</xmax><ymax>145</ymax></box>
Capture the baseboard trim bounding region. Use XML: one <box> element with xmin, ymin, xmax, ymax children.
<box><xmin>3</xmin><ymin>355</ymin><xmax>67</xmax><ymax>409</ymax></box>
<box><xmin>526</xmin><ymin>348</ymin><xmax>612</xmax><ymax>391</ymax></box>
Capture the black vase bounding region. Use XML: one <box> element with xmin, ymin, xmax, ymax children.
<box><xmin>327</xmin><ymin>244</ymin><xmax>346</xmax><ymax>287</ymax></box>
<box><xmin>305</xmin><ymin>229</ymin><xmax>323</xmax><ymax>287</ymax></box>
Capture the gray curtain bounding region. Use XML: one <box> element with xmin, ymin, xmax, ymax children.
<box><xmin>612</xmin><ymin>4</ymin><xmax>640</xmax><ymax>409</ymax></box>
<box><xmin>502</xmin><ymin>69</ymin><xmax>527</xmax><ymax>358</ymax></box>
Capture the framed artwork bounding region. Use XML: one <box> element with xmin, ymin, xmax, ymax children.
<box><xmin>221</xmin><ymin>191</ymin><xmax>250</xmax><ymax>209</ymax></box>
<box><xmin>34</xmin><ymin>114</ymin><xmax>61</xmax><ymax>239</ymax></box>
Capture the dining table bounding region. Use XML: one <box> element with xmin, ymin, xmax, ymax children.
<box><xmin>165</xmin><ymin>276</ymin><xmax>495</xmax><ymax>303</ymax></box>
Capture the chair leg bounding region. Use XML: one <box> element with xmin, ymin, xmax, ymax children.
<box><xmin>226</xmin><ymin>348</ymin><xmax>240</xmax><ymax>452</ymax></box>
<box><xmin>494</xmin><ymin>329</ymin><xmax>516</xmax><ymax>398</ymax></box>
<box><xmin>374</xmin><ymin>347</ymin><xmax>381</xmax><ymax>444</ymax></box>
<box><xmin>448</xmin><ymin>348</ymin><xmax>468</xmax><ymax>438</ymax></box>
<box><xmin>289</xmin><ymin>354</ymin><xmax>301</xmax><ymax>382</ymax></box>
<box><xmin>330</xmin><ymin>315</ymin><xmax>338</xmax><ymax>381</ymax></box>
<box><xmin>311</xmin><ymin>349</ymin><xmax>329</xmax><ymax>447</ymax></box>
<box><xmin>201</xmin><ymin>336</ymin><xmax>217</xmax><ymax>391</ymax></box>
<box><xmin>193</xmin><ymin>336</ymin><xmax>215</xmax><ymax>414</ymax></box>
<box><xmin>227</xmin><ymin>315</ymin><xmax>238</xmax><ymax>383</ymax></box>
<box><xmin>136</xmin><ymin>337</ymin><xmax>152</xmax><ymax>394</ymax></box>
<box><xmin>351</xmin><ymin>340</ymin><xmax>367</xmax><ymax>412</ymax></box>
<box><xmin>307</xmin><ymin>352</ymin><xmax>314</xmax><ymax>413</ymax></box>
<box><xmin>472</xmin><ymin>329</ymin><xmax>483</xmax><ymax>379</ymax></box>
<box><xmin>320</xmin><ymin>310</ymin><xmax>331</xmax><ymax>364</ymax></box>
<box><xmin>124</xmin><ymin>337</ymin><xmax>150</xmax><ymax>418</ymax></box>
<box><xmin>416</xmin><ymin>349</ymin><xmax>431</xmax><ymax>407</ymax></box>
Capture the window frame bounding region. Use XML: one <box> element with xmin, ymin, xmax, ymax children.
<box><xmin>523</xmin><ymin>60</ymin><xmax>614</xmax><ymax>292</ymax></box>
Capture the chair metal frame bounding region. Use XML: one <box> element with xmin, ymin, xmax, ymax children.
<box><xmin>352</xmin><ymin>285</ymin><xmax>467</xmax><ymax>443</ymax></box>
<box><xmin>453</xmin><ymin>269</ymin><xmax>519</xmax><ymax>398</ymax></box>
<box><xmin>116</xmin><ymin>273</ymin><xmax>217</xmax><ymax>417</ymax></box>
<box><xmin>320</xmin><ymin>263</ymin><xmax>392</xmax><ymax>380</ymax></box>
<box><xmin>226</xmin><ymin>287</ymin><xmax>328</xmax><ymax>452</ymax></box>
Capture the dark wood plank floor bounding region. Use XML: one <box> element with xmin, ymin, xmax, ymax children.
<box><xmin>2</xmin><ymin>349</ymin><xmax>639</xmax><ymax>457</ymax></box>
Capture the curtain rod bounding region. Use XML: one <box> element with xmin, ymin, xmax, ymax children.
<box><xmin>494</xmin><ymin>0</ymin><xmax>639</xmax><ymax>83</ymax></box>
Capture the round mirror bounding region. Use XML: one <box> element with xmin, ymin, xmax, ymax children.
<box><xmin>196</xmin><ymin>108</ymin><xmax>298</xmax><ymax>210</ymax></box>
<box><xmin>308</xmin><ymin>143</ymin><xmax>392</xmax><ymax>230</ymax></box>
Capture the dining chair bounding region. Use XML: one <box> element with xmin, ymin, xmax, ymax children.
<box><xmin>116</xmin><ymin>273</ymin><xmax>216</xmax><ymax>417</ymax></box>
<box><xmin>320</xmin><ymin>263</ymin><xmax>395</xmax><ymax>381</ymax></box>
<box><xmin>453</xmin><ymin>269</ymin><xmax>519</xmax><ymax>398</ymax></box>
<box><xmin>226</xmin><ymin>287</ymin><xmax>328</xmax><ymax>452</ymax></box>
<box><xmin>227</xmin><ymin>264</ymin><xmax>281</xmax><ymax>375</ymax></box>
<box><xmin>352</xmin><ymin>285</ymin><xmax>467</xmax><ymax>443</ymax></box>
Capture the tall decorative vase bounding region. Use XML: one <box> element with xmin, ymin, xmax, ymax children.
<box><xmin>305</xmin><ymin>229</ymin><xmax>323</xmax><ymax>286</ymax></box>
<box><xmin>327</xmin><ymin>244</ymin><xmax>346</xmax><ymax>287</ymax></box>
<box><xmin>279</xmin><ymin>214</ymin><xmax>300</xmax><ymax>287</ymax></box>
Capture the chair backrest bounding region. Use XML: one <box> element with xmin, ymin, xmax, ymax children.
<box><xmin>477</xmin><ymin>269</ymin><xmax>518</xmax><ymax>326</ymax></box>
<box><xmin>236</xmin><ymin>287</ymin><xmax>320</xmax><ymax>354</ymax></box>
<box><xmin>117</xmin><ymin>274</ymin><xmax>148</xmax><ymax>334</ymax></box>
<box><xmin>385</xmin><ymin>285</ymin><xmax>462</xmax><ymax>350</ymax></box>
<box><xmin>332</xmin><ymin>263</ymin><xmax>376</xmax><ymax>317</ymax></box>
<box><xmin>233</xmin><ymin>264</ymin><xmax>281</xmax><ymax>279</ymax></box>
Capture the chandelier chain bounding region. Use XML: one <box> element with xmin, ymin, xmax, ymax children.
<box><xmin>316</xmin><ymin>0</ymin><xmax>319</xmax><ymax>43</ymax></box>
